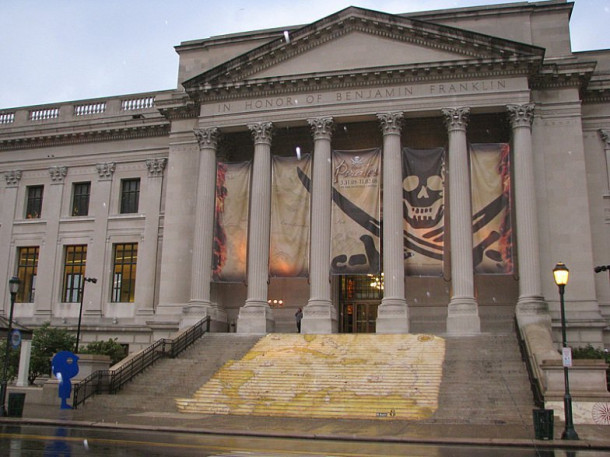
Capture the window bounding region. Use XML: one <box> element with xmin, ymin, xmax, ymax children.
<box><xmin>16</xmin><ymin>247</ymin><xmax>38</xmax><ymax>302</ymax></box>
<box><xmin>26</xmin><ymin>185</ymin><xmax>43</xmax><ymax>219</ymax></box>
<box><xmin>120</xmin><ymin>178</ymin><xmax>140</xmax><ymax>214</ymax></box>
<box><xmin>72</xmin><ymin>182</ymin><xmax>91</xmax><ymax>216</ymax></box>
<box><xmin>112</xmin><ymin>243</ymin><xmax>137</xmax><ymax>302</ymax></box>
<box><xmin>62</xmin><ymin>245</ymin><xmax>87</xmax><ymax>302</ymax></box>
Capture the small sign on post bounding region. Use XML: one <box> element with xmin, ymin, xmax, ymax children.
<box><xmin>562</xmin><ymin>347</ymin><xmax>573</xmax><ymax>368</ymax></box>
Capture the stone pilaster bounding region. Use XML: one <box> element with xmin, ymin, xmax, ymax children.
<box><xmin>442</xmin><ymin>107</ymin><xmax>480</xmax><ymax>335</ymax></box>
<box><xmin>302</xmin><ymin>117</ymin><xmax>337</xmax><ymax>334</ymax></box>
<box><xmin>183</xmin><ymin>128</ymin><xmax>227</xmax><ymax>330</ymax></box>
<box><xmin>83</xmin><ymin>162</ymin><xmax>115</xmax><ymax>317</ymax></box>
<box><xmin>507</xmin><ymin>104</ymin><xmax>550</xmax><ymax>328</ymax></box>
<box><xmin>376</xmin><ymin>112</ymin><xmax>409</xmax><ymax>333</ymax></box>
<box><xmin>0</xmin><ymin>171</ymin><xmax>22</xmax><ymax>312</ymax></box>
<box><xmin>600</xmin><ymin>129</ymin><xmax>610</xmax><ymax>193</ymax></box>
<box><xmin>237</xmin><ymin>122</ymin><xmax>274</xmax><ymax>333</ymax></box>
<box><xmin>134</xmin><ymin>158</ymin><xmax>167</xmax><ymax>319</ymax></box>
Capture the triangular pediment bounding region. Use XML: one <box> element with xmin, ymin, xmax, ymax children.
<box><xmin>183</xmin><ymin>6</ymin><xmax>544</xmax><ymax>95</ymax></box>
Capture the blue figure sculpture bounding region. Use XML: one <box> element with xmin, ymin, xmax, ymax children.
<box><xmin>51</xmin><ymin>351</ymin><xmax>79</xmax><ymax>409</ymax></box>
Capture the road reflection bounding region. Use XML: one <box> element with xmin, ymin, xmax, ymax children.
<box><xmin>0</xmin><ymin>424</ymin><xmax>604</xmax><ymax>457</ymax></box>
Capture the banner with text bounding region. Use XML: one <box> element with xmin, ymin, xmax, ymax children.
<box><xmin>470</xmin><ymin>143</ymin><xmax>513</xmax><ymax>274</ymax></box>
<box><xmin>402</xmin><ymin>147</ymin><xmax>446</xmax><ymax>276</ymax></box>
<box><xmin>212</xmin><ymin>161</ymin><xmax>251</xmax><ymax>282</ymax></box>
<box><xmin>270</xmin><ymin>154</ymin><xmax>312</xmax><ymax>277</ymax></box>
<box><xmin>331</xmin><ymin>148</ymin><xmax>381</xmax><ymax>275</ymax></box>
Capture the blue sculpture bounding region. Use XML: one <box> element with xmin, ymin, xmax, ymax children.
<box><xmin>51</xmin><ymin>351</ymin><xmax>79</xmax><ymax>409</ymax></box>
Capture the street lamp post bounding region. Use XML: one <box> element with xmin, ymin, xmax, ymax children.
<box><xmin>75</xmin><ymin>276</ymin><xmax>97</xmax><ymax>354</ymax></box>
<box><xmin>1</xmin><ymin>276</ymin><xmax>21</xmax><ymax>416</ymax></box>
<box><xmin>552</xmin><ymin>262</ymin><xmax>579</xmax><ymax>440</ymax></box>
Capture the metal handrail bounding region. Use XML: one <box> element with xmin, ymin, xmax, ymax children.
<box><xmin>514</xmin><ymin>317</ymin><xmax>545</xmax><ymax>408</ymax></box>
<box><xmin>73</xmin><ymin>316</ymin><xmax>210</xmax><ymax>408</ymax></box>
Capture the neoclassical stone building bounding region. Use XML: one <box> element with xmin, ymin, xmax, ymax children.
<box><xmin>1</xmin><ymin>0</ymin><xmax>609</xmax><ymax>353</ymax></box>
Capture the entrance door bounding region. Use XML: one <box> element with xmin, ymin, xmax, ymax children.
<box><xmin>339</xmin><ymin>275</ymin><xmax>382</xmax><ymax>333</ymax></box>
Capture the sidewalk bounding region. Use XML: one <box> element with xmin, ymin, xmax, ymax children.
<box><xmin>2</xmin><ymin>400</ymin><xmax>608</xmax><ymax>451</ymax></box>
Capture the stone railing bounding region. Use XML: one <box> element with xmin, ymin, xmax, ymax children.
<box><xmin>0</xmin><ymin>91</ymin><xmax>170</xmax><ymax>128</ymax></box>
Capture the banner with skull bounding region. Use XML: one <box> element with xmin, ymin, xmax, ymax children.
<box><xmin>331</xmin><ymin>148</ymin><xmax>381</xmax><ymax>275</ymax></box>
<box><xmin>470</xmin><ymin>143</ymin><xmax>513</xmax><ymax>274</ymax></box>
<box><xmin>402</xmin><ymin>147</ymin><xmax>446</xmax><ymax>276</ymax></box>
<box><xmin>269</xmin><ymin>154</ymin><xmax>312</xmax><ymax>277</ymax></box>
<box><xmin>212</xmin><ymin>161</ymin><xmax>251</xmax><ymax>282</ymax></box>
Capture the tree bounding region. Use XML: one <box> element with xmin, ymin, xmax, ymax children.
<box><xmin>81</xmin><ymin>339</ymin><xmax>126</xmax><ymax>366</ymax></box>
<box><xmin>0</xmin><ymin>339</ymin><xmax>21</xmax><ymax>383</ymax></box>
<box><xmin>29</xmin><ymin>323</ymin><xmax>76</xmax><ymax>384</ymax></box>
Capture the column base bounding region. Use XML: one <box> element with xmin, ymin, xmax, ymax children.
<box><xmin>302</xmin><ymin>300</ymin><xmax>338</xmax><ymax>334</ymax></box>
<box><xmin>516</xmin><ymin>296</ymin><xmax>551</xmax><ymax>329</ymax></box>
<box><xmin>376</xmin><ymin>298</ymin><xmax>409</xmax><ymax>334</ymax></box>
<box><xmin>236</xmin><ymin>304</ymin><xmax>274</xmax><ymax>334</ymax></box>
<box><xmin>447</xmin><ymin>297</ymin><xmax>480</xmax><ymax>335</ymax></box>
<box><xmin>180</xmin><ymin>302</ymin><xmax>228</xmax><ymax>332</ymax></box>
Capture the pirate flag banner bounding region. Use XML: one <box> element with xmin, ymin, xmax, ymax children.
<box><xmin>270</xmin><ymin>154</ymin><xmax>312</xmax><ymax>277</ymax></box>
<box><xmin>212</xmin><ymin>161</ymin><xmax>251</xmax><ymax>282</ymax></box>
<box><xmin>470</xmin><ymin>143</ymin><xmax>513</xmax><ymax>274</ymax></box>
<box><xmin>331</xmin><ymin>148</ymin><xmax>381</xmax><ymax>275</ymax></box>
<box><xmin>402</xmin><ymin>147</ymin><xmax>446</xmax><ymax>276</ymax></box>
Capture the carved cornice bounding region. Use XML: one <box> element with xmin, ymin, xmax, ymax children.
<box><xmin>529</xmin><ymin>61</ymin><xmax>596</xmax><ymax>92</ymax></box>
<box><xmin>96</xmin><ymin>162</ymin><xmax>116</xmax><ymax>180</ymax></box>
<box><xmin>377</xmin><ymin>112</ymin><xmax>404</xmax><ymax>136</ymax></box>
<box><xmin>194</xmin><ymin>128</ymin><xmax>220</xmax><ymax>149</ymax></box>
<box><xmin>442</xmin><ymin>107</ymin><xmax>470</xmax><ymax>132</ymax></box>
<box><xmin>308</xmin><ymin>117</ymin><xmax>334</xmax><ymax>141</ymax></box>
<box><xmin>600</xmin><ymin>129</ymin><xmax>610</xmax><ymax>149</ymax></box>
<box><xmin>4</xmin><ymin>170</ymin><xmax>22</xmax><ymax>187</ymax></box>
<box><xmin>248</xmin><ymin>122</ymin><xmax>273</xmax><ymax>145</ymax></box>
<box><xmin>49</xmin><ymin>166</ymin><xmax>68</xmax><ymax>183</ymax></box>
<box><xmin>507</xmin><ymin>103</ymin><xmax>535</xmax><ymax>129</ymax></box>
<box><xmin>0</xmin><ymin>123</ymin><xmax>169</xmax><ymax>152</ymax></box>
<box><xmin>146</xmin><ymin>158</ymin><xmax>167</xmax><ymax>177</ymax></box>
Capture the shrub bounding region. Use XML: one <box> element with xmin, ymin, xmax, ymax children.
<box><xmin>81</xmin><ymin>339</ymin><xmax>126</xmax><ymax>366</ymax></box>
<box><xmin>30</xmin><ymin>323</ymin><xmax>76</xmax><ymax>384</ymax></box>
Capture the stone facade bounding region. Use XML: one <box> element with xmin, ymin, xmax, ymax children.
<box><xmin>0</xmin><ymin>1</ymin><xmax>608</xmax><ymax>352</ymax></box>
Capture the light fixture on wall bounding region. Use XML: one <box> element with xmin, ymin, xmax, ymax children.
<box><xmin>368</xmin><ymin>272</ymin><xmax>384</xmax><ymax>290</ymax></box>
<box><xmin>267</xmin><ymin>299</ymin><xmax>284</xmax><ymax>308</ymax></box>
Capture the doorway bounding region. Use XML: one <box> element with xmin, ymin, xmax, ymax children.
<box><xmin>339</xmin><ymin>275</ymin><xmax>383</xmax><ymax>333</ymax></box>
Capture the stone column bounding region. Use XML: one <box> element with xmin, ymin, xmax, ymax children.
<box><xmin>0</xmin><ymin>171</ymin><xmax>21</xmax><ymax>311</ymax></box>
<box><xmin>134</xmin><ymin>158</ymin><xmax>166</xmax><ymax>319</ymax></box>
<box><xmin>302</xmin><ymin>117</ymin><xmax>337</xmax><ymax>334</ymax></box>
<box><xmin>376</xmin><ymin>112</ymin><xmax>409</xmax><ymax>333</ymax></box>
<box><xmin>35</xmin><ymin>166</ymin><xmax>68</xmax><ymax>318</ymax></box>
<box><xmin>183</xmin><ymin>128</ymin><xmax>228</xmax><ymax>330</ymax></box>
<box><xmin>442</xmin><ymin>107</ymin><xmax>480</xmax><ymax>335</ymax></box>
<box><xmin>508</xmin><ymin>104</ymin><xmax>550</xmax><ymax>328</ymax></box>
<box><xmin>237</xmin><ymin>122</ymin><xmax>274</xmax><ymax>333</ymax></box>
<box><xmin>83</xmin><ymin>162</ymin><xmax>115</xmax><ymax>316</ymax></box>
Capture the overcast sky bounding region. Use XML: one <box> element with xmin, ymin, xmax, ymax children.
<box><xmin>1</xmin><ymin>0</ymin><xmax>608</xmax><ymax>110</ymax></box>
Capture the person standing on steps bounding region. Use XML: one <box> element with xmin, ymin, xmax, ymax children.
<box><xmin>295</xmin><ymin>307</ymin><xmax>303</xmax><ymax>333</ymax></box>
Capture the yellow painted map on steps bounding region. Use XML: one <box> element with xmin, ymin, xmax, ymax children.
<box><xmin>176</xmin><ymin>333</ymin><xmax>445</xmax><ymax>420</ymax></box>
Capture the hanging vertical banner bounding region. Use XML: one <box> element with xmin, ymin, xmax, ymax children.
<box><xmin>331</xmin><ymin>148</ymin><xmax>381</xmax><ymax>275</ymax></box>
<box><xmin>270</xmin><ymin>154</ymin><xmax>312</xmax><ymax>277</ymax></box>
<box><xmin>212</xmin><ymin>161</ymin><xmax>251</xmax><ymax>282</ymax></box>
<box><xmin>402</xmin><ymin>147</ymin><xmax>446</xmax><ymax>276</ymax></box>
<box><xmin>470</xmin><ymin>143</ymin><xmax>513</xmax><ymax>274</ymax></box>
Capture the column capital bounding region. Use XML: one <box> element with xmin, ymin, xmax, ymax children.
<box><xmin>599</xmin><ymin>129</ymin><xmax>610</xmax><ymax>149</ymax></box>
<box><xmin>442</xmin><ymin>107</ymin><xmax>470</xmax><ymax>132</ymax></box>
<box><xmin>96</xmin><ymin>162</ymin><xmax>116</xmax><ymax>181</ymax></box>
<box><xmin>507</xmin><ymin>103</ymin><xmax>535</xmax><ymax>129</ymax></box>
<box><xmin>307</xmin><ymin>117</ymin><xmax>334</xmax><ymax>141</ymax></box>
<box><xmin>377</xmin><ymin>112</ymin><xmax>404</xmax><ymax>136</ymax></box>
<box><xmin>49</xmin><ymin>166</ymin><xmax>67</xmax><ymax>183</ymax></box>
<box><xmin>248</xmin><ymin>121</ymin><xmax>273</xmax><ymax>145</ymax></box>
<box><xmin>146</xmin><ymin>158</ymin><xmax>167</xmax><ymax>178</ymax></box>
<box><xmin>4</xmin><ymin>170</ymin><xmax>22</xmax><ymax>187</ymax></box>
<box><xmin>194</xmin><ymin>127</ymin><xmax>220</xmax><ymax>149</ymax></box>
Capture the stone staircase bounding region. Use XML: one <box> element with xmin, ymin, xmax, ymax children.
<box><xmin>85</xmin><ymin>333</ymin><xmax>262</xmax><ymax>412</ymax></box>
<box><xmin>79</xmin><ymin>331</ymin><xmax>535</xmax><ymax>425</ymax></box>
